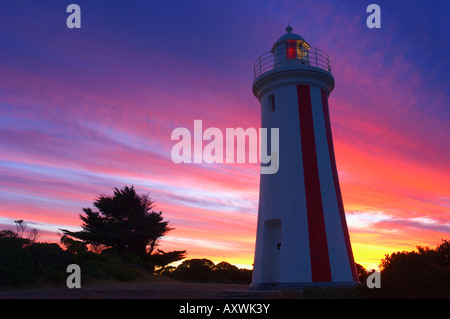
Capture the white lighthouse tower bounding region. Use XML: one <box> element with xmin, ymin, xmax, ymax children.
<box><xmin>250</xmin><ymin>26</ymin><xmax>359</xmax><ymax>289</ymax></box>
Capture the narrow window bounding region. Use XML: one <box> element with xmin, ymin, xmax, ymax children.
<box><xmin>286</xmin><ymin>40</ymin><xmax>297</xmax><ymax>59</ymax></box>
<box><xmin>269</xmin><ymin>94</ymin><xmax>275</xmax><ymax>112</ymax></box>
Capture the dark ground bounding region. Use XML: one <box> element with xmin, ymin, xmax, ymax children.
<box><xmin>0</xmin><ymin>276</ymin><xmax>280</xmax><ymax>299</ymax></box>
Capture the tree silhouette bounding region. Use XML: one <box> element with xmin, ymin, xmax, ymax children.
<box><xmin>355</xmin><ymin>263</ymin><xmax>369</xmax><ymax>284</ymax></box>
<box><xmin>61</xmin><ymin>186</ymin><xmax>185</xmax><ymax>262</ymax></box>
<box><xmin>172</xmin><ymin>258</ymin><xmax>215</xmax><ymax>282</ymax></box>
<box><xmin>149</xmin><ymin>249</ymin><xmax>187</xmax><ymax>272</ymax></box>
<box><xmin>379</xmin><ymin>239</ymin><xmax>450</xmax><ymax>298</ymax></box>
<box><xmin>169</xmin><ymin>259</ymin><xmax>252</xmax><ymax>284</ymax></box>
<box><xmin>14</xmin><ymin>220</ymin><xmax>40</xmax><ymax>244</ymax></box>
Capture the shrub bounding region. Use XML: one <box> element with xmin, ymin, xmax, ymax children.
<box><xmin>0</xmin><ymin>231</ymin><xmax>34</xmax><ymax>287</ymax></box>
<box><xmin>25</xmin><ymin>243</ymin><xmax>74</xmax><ymax>283</ymax></box>
<box><xmin>168</xmin><ymin>259</ymin><xmax>252</xmax><ymax>284</ymax></box>
<box><xmin>379</xmin><ymin>240</ymin><xmax>450</xmax><ymax>298</ymax></box>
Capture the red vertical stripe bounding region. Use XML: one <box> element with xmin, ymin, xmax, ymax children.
<box><xmin>321</xmin><ymin>89</ymin><xmax>359</xmax><ymax>282</ymax></box>
<box><xmin>297</xmin><ymin>85</ymin><xmax>332</xmax><ymax>282</ymax></box>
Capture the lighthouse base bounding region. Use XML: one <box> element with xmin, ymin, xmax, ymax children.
<box><xmin>249</xmin><ymin>281</ymin><xmax>360</xmax><ymax>291</ymax></box>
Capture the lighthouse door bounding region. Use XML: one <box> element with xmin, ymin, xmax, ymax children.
<box><xmin>264</xmin><ymin>219</ymin><xmax>282</xmax><ymax>283</ymax></box>
<box><xmin>273</xmin><ymin>230</ymin><xmax>281</xmax><ymax>282</ymax></box>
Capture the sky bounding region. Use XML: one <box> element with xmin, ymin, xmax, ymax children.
<box><xmin>0</xmin><ymin>0</ymin><xmax>449</xmax><ymax>270</ymax></box>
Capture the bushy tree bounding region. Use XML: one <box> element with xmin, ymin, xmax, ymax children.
<box><xmin>148</xmin><ymin>249</ymin><xmax>187</xmax><ymax>272</ymax></box>
<box><xmin>379</xmin><ymin>240</ymin><xmax>450</xmax><ymax>298</ymax></box>
<box><xmin>26</xmin><ymin>242</ymin><xmax>73</xmax><ymax>283</ymax></box>
<box><xmin>0</xmin><ymin>229</ymin><xmax>72</xmax><ymax>286</ymax></box>
<box><xmin>169</xmin><ymin>258</ymin><xmax>252</xmax><ymax>284</ymax></box>
<box><xmin>172</xmin><ymin>258</ymin><xmax>215</xmax><ymax>282</ymax></box>
<box><xmin>355</xmin><ymin>263</ymin><xmax>369</xmax><ymax>284</ymax></box>
<box><xmin>0</xmin><ymin>230</ymin><xmax>34</xmax><ymax>286</ymax></box>
<box><xmin>61</xmin><ymin>186</ymin><xmax>185</xmax><ymax>263</ymax></box>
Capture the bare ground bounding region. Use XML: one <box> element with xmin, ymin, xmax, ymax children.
<box><xmin>0</xmin><ymin>276</ymin><xmax>279</xmax><ymax>299</ymax></box>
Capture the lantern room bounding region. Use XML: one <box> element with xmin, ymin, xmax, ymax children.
<box><xmin>253</xmin><ymin>26</ymin><xmax>332</xmax><ymax>81</ymax></box>
<box><xmin>271</xmin><ymin>25</ymin><xmax>311</xmax><ymax>66</ymax></box>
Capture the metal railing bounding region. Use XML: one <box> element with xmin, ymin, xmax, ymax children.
<box><xmin>254</xmin><ymin>47</ymin><xmax>332</xmax><ymax>79</ymax></box>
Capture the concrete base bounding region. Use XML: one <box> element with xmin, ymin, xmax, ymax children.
<box><xmin>222</xmin><ymin>289</ymin><xmax>282</xmax><ymax>299</ymax></box>
<box><xmin>249</xmin><ymin>281</ymin><xmax>360</xmax><ymax>291</ymax></box>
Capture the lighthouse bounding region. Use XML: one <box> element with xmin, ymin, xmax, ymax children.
<box><xmin>250</xmin><ymin>26</ymin><xmax>359</xmax><ymax>289</ymax></box>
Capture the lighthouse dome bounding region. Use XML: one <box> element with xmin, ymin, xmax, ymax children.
<box><xmin>271</xmin><ymin>25</ymin><xmax>309</xmax><ymax>52</ymax></box>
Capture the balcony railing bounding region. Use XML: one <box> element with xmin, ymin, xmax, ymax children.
<box><xmin>254</xmin><ymin>47</ymin><xmax>332</xmax><ymax>80</ymax></box>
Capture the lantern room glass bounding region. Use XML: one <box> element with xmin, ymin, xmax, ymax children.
<box><xmin>286</xmin><ymin>40</ymin><xmax>310</xmax><ymax>61</ymax></box>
